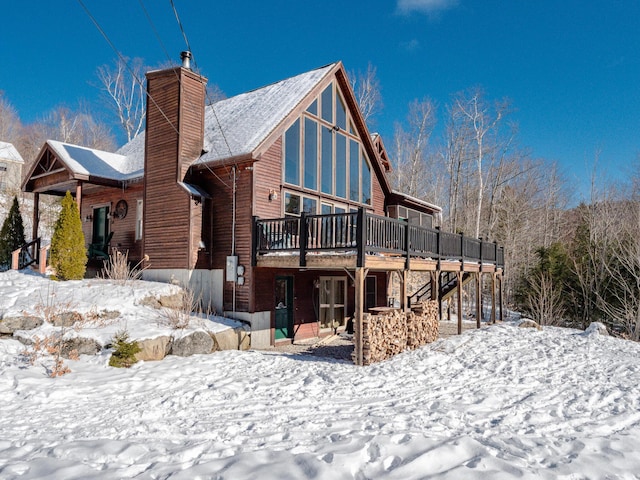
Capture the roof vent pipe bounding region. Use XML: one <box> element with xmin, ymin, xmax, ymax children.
<box><xmin>180</xmin><ymin>51</ymin><xmax>192</xmax><ymax>70</ymax></box>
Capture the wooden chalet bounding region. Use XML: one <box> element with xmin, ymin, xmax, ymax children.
<box><xmin>22</xmin><ymin>53</ymin><xmax>504</xmax><ymax>363</ymax></box>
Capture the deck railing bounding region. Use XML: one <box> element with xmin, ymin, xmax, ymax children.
<box><xmin>252</xmin><ymin>208</ymin><xmax>505</xmax><ymax>269</ymax></box>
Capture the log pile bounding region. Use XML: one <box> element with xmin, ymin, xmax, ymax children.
<box><xmin>359</xmin><ymin>300</ymin><xmax>439</xmax><ymax>365</ymax></box>
<box><xmin>407</xmin><ymin>300</ymin><xmax>439</xmax><ymax>349</ymax></box>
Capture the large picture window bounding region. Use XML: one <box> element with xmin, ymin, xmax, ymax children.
<box><xmin>283</xmin><ymin>81</ymin><xmax>373</xmax><ymax>207</ymax></box>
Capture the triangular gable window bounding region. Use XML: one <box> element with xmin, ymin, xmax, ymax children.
<box><xmin>282</xmin><ymin>80</ymin><xmax>372</xmax><ymax>206</ymax></box>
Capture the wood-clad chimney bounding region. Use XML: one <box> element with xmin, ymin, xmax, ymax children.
<box><xmin>143</xmin><ymin>52</ymin><xmax>208</xmax><ymax>269</ymax></box>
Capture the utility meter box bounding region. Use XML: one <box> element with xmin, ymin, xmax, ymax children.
<box><xmin>226</xmin><ymin>256</ymin><xmax>238</xmax><ymax>282</ymax></box>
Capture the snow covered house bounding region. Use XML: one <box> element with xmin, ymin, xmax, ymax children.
<box><xmin>0</xmin><ymin>141</ymin><xmax>24</xmax><ymax>194</ymax></box>
<box><xmin>21</xmin><ymin>53</ymin><xmax>503</xmax><ymax>356</ymax></box>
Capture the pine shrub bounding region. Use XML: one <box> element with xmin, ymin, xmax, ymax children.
<box><xmin>50</xmin><ymin>191</ymin><xmax>87</xmax><ymax>280</ymax></box>
<box><xmin>0</xmin><ymin>196</ymin><xmax>26</xmax><ymax>270</ymax></box>
<box><xmin>109</xmin><ymin>330</ymin><xmax>141</xmax><ymax>368</ymax></box>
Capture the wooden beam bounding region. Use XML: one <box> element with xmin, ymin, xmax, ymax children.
<box><xmin>32</xmin><ymin>193</ymin><xmax>40</xmax><ymax>242</ymax></box>
<box><xmin>75</xmin><ymin>182</ymin><xmax>82</xmax><ymax>212</ymax></box>
<box><xmin>457</xmin><ymin>271</ymin><xmax>463</xmax><ymax>335</ymax></box>
<box><xmin>498</xmin><ymin>273</ymin><xmax>504</xmax><ymax>322</ymax></box>
<box><xmin>354</xmin><ymin>267</ymin><xmax>365</xmax><ymax>366</ymax></box>
<box><xmin>401</xmin><ymin>269</ymin><xmax>408</xmax><ymax>313</ymax></box>
<box><xmin>491</xmin><ymin>273</ymin><xmax>497</xmax><ymax>324</ymax></box>
<box><xmin>475</xmin><ymin>272</ymin><xmax>481</xmax><ymax>329</ymax></box>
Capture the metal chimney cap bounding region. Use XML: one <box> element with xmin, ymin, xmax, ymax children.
<box><xmin>180</xmin><ymin>51</ymin><xmax>192</xmax><ymax>70</ymax></box>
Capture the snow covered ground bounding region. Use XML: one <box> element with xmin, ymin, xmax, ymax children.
<box><xmin>1</xmin><ymin>271</ymin><xmax>640</xmax><ymax>479</ymax></box>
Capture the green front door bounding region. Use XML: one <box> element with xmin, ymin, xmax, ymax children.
<box><xmin>92</xmin><ymin>206</ymin><xmax>110</xmax><ymax>244</ymax></box>
<box><xmin>275</xmin><ymin>276</ymin><xmax>294</xmax><ymax>340</ymax></box>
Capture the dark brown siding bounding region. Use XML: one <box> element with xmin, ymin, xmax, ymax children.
<box><xmin>254</xmin><ymin>139</ymin><xmax>283</xmax><ymax>219</ymax></box>
<box><xmin>80</xmin><ymin>183</ymin><xmax>143</xmax><ymax>261</ymax></box>
<box><xmin>143</xmin><ymin>67</ymin><xmax>207</xmax><ymax>270</ymax></box>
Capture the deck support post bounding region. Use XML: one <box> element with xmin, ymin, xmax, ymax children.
<box><xmin>401</xmin><ymin>269</ymin><xmax>409</xmax><ymax>313</ymax></box>
<box><xmin>475</xmin><ymin>273</ymin><xmax>482</xmax><ymax>329</ymax></box>
<box><xmin>491</xmin><ymin>272</ymin><xmax>497</xmax><ymax>324</ymax></box>
<box><xmin>354</xmin><ymin>267</ymin><xmax>365</xmax><ymax>366</ymax></box>
<box><xmin>498</xmin><ymin>272</ymin><xmax>504</xmax><ymax>322</ymax></box>
<box><xmin>457</xmin><ymin>271</ymin><xmax>463</xmax><ymax>335</ymax></box>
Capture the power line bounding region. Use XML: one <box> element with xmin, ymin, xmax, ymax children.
<box><xmin>169</xmin><ymin>0</ymin><xmax>234</xmax><ymax>159</ymax></box>
<box><xmin>77</xmin><ymin>0</ymin><xmax>180</xmax><ymax>138</ymax></box>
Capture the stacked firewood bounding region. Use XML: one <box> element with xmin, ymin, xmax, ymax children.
<box><xmin>407</xmin><ymin>300</ymin><xmax>439</xmax><ymax>349</ymax></box>
<box><xmin>360</xmin><ymin>301</ymin><xmax>439</xmax><ymax>365</ymax></box>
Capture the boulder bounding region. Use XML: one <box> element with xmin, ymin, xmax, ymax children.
<box><xmin>135</xmin><ymin>336</ymin><xmax>172</xmax><ymax>361</ymax></box>
<box><xmin>51</xmin><ymin>311</ymin><xmax>83</xmax><ymax>327</ymax></box>
<box><xmin>584</xmin><ymin>322</ymin><xmax>609</xmax><ymax>336</ymax></box>
<box><xmin>212</xmin><ymin>327</ymin><xmax>250</xmax><ymax>351</ymax></box>
<box><xmin>140</xmin><ymin>292</ymin><xmax>185</xmax><ymax>310</ymax></box>
<box><xmin>61</xmin><ymin>337</ymin><xmax>101</xmax><ymax>358</ymax></box>
<box><xmin>171</xmin><ymin>331</ymin><xmax>213</xmax><ymax>357</ymax></box>
<box><xmin>518</xmin><ymin>319</ymin><xmax>542</xmax><ymax>330</ymax></box>
<box><xmin>0</xmin><ymin>315</ymin><xmax>43</xmax><ymax>334</ymax></box>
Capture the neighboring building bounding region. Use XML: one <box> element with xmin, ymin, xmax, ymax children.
<box><xmin>0</xmin><ymin>141</ymin><xmax>24</xmax><ymax>194</ymax></box>
<box><xmin>22</xmin><ymin>53</ymin><xmax>503</xmax><ymax>350</ymax></box>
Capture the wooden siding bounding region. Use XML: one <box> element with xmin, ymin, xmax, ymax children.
<box><xmin>143</xmin><ymin>67</ymin><xmax>206</xmax><ymax>270</ymax></box>
<box><xmin>253</xmin><ymin>268</ymin><xmax>388</xmax><ymax>344</ymax></box>
<box><xmin>253</xmin><ymin>139</ymin><xmax>283</xmax><ymax>219</ymax></box>
<box><xmin>80</xmin><ymin>184</ymin><xmax>143</xmax><ymax>261</ymax></box>
<box><xmin>197</xmin><ymin>165</ymin><xmax>253</xmax><ymax>312</ymax></box>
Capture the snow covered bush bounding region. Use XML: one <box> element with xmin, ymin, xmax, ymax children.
<box><xmin>50</xmin><ymin>191</ymin><xmax>87</xmax><ymax>280</ymax></box>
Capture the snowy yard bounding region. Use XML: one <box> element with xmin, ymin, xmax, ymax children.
<box><xmin>1</xmin><ymin>272</ymin><xmax>640</xmax><ymax>479</ymax></box>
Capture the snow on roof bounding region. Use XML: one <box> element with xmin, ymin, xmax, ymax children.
<box><xmin>47</xmin><ymin>140</ymin><xmax>143</xmax><ymax>181</ymax></box>
<box><xmin>0</xmin><ymin>141</ymin><xmax>24</xmax><ymax>164</ymax></box>
<box><xmin>66</xmin><ymin>63</ymin><xmax>336</xmax><ymax>179</ymax></box>
<box><xmin>196</xmin><ymin>63</ymin><xmax>336</xmax><ymax>165</ymax></box>
<box><xmin>391</xmin><ymin>189</ymin><xmax>442</xmax><ymax>212</ymax></box>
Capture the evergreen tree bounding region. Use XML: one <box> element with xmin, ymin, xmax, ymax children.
<box><xmin>50</xmin><ymin>191</ymin><xmax>87</xmax><ymax>280</ymax></box>
<box><xmin>0</xmin><ymin>196</ymin><xmax>26</xmax><ymax>270</ymax></box>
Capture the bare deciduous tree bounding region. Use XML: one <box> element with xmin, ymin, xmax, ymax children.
<box><xmin>97</xmin><ymin>57</ymin><xmax>147</xmax><ymax>142</ymax></box>
<box><xmin>350</xmin><ymin>62</ymin><xmax>383</xmax><ymax>127</ymax></box>
<box><xmin>526</xmin><ymin>271</ymin><xmax>565</xmax><ymax>326</ymax></box>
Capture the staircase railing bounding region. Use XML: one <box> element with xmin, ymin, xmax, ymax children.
<box><xmin>11</xmin><ymin>238</ymin><xmax>47</xmax><ymax>272</ymax></box>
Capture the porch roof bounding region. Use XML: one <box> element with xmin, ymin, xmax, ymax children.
<box><xmin>22</xmin><ymin>140</ymin><xmax>144</xmax><ymax>194</ymax></box>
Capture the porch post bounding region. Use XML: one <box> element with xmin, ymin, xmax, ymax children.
<box><xmin>491</xmin><ymin>272</ymin><xmax>497</xmax><ymax>324</ymax></box>
<box><xmin>75</xmin><ymin>182</ymin><xmax>82</xmax><ymax>212</ymax></box>
<box><xmin>457</xmin><ymin>271</ymin><xmax>463</xmax><ymax>335</ymax></box>
<box><xmin>354</xmin><ymin>266</ymin><xmax>365</xmax><ymax>366</ymax></box>
<box><xmin>32</xmin><ymin>192</ymin><xmax>40</xmax><ymax>241</ymax></box>
<box><xmin>475</xmin><ymin>272</ymin><xmax>481</xmax><ymax>329</ymax></box>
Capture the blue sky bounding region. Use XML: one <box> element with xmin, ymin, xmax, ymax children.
<box><xmin>2</xmin><ymin>0</ymin><xmax>640</xmax><ymax>199</ymax></box>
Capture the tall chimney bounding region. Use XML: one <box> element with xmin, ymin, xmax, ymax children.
<box><xmin>143</xmin><ymin>53</ymin><xmax>208</xmax><ymax>269</ymax></box>
<box><xmin>180</xmin><ymin>51</ymin><xmax>192</xmax><ymax>70</ymax></box>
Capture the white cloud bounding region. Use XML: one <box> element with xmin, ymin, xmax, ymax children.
<box><xmin>397</xmin><ymin>0</ymin><xmax>459</xmax><ymax>15</ymax></box>
<box><xmin>400</xmin><ymin>39</ymin><xmax>421</xmax><ymax>51</ymax></box>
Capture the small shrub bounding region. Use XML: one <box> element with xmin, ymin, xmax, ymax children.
<box><xmin>100</xmin><ymin>250</ymin><xmax>149</xmax><ymax>285</ymax></box>
<box><xmin>160</xmin><ymin>287</ymin><xmax>199</xmax><ymax>329</ymax></box>
<box><xmin>50</xmin><ymin>191</ymin><xmax>87</xmax><ymax>280</ymax></box>
<box><xmin>109</xmin><ymin>330</ymin><xmax>141</xmax><ymax>368</ymax></box>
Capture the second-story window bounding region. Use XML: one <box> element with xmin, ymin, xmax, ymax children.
<box><xmin>283</xmin><ymin>81</ymin><xmax>372</xmax><ymax>206</ymax></box>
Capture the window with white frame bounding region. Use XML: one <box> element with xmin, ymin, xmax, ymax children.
<box><xmin>135</xmin><ymin>199</ymin><xmax>143</xmax><ymax>240</ymax></box>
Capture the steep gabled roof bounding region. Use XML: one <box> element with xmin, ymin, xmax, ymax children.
<box><xmin>0</xmin><ymin>141</ymin><xmax>24</xmax><ymax>164</ymax></box>
<box><xmin>196</xmin><ymin>63</ymin><xmax>336</xmax><ymax>165</ymax></box>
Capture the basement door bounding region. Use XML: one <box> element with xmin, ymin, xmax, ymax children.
<box><xmin>319</xmin><ymin>276</ymin><xmax>347</xmax><ymax>329</ymax></box>
<box><xmin>274</xmin><ymin>276</ymin><xmax>294</xmax><ymax>340</ymax></box>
